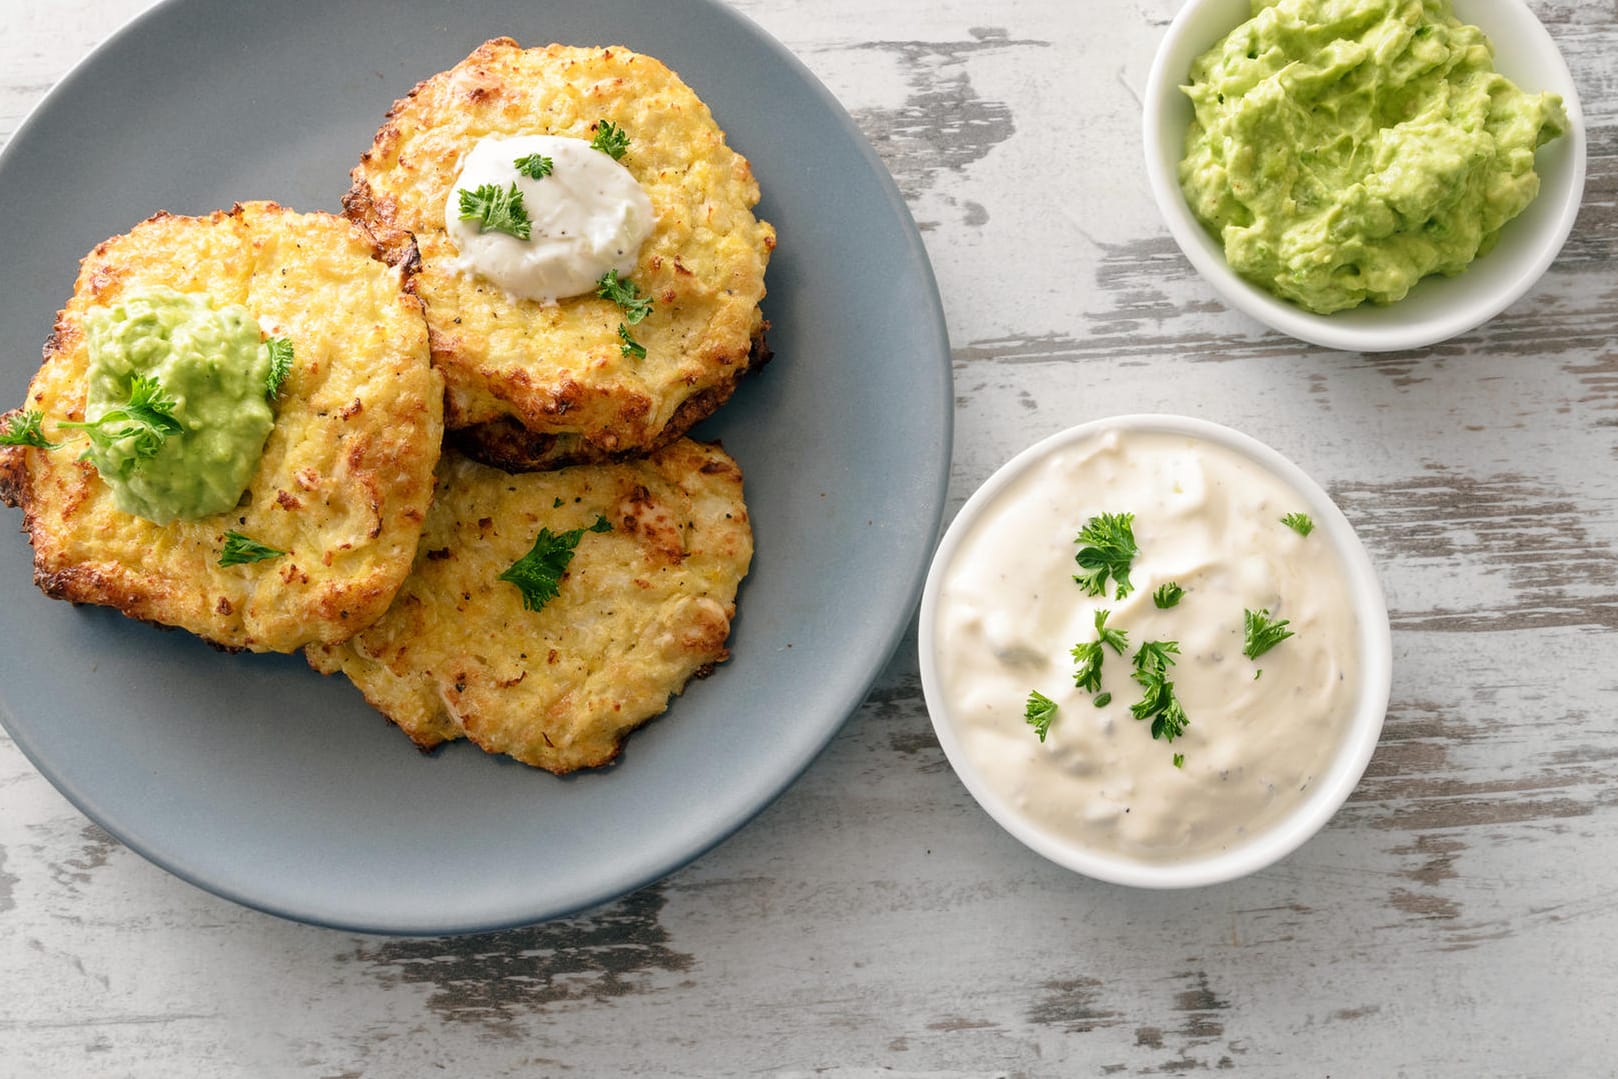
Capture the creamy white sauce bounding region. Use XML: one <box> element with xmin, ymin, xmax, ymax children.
<box><xmin>442</xmin><ymin>134</ymin><xmax>654</xmax><ymax>304</ymax></box>
<box><xmin>931</xmin><ymin>428</ymin><xmax>1361</xmax><ymax>864</ymax></box>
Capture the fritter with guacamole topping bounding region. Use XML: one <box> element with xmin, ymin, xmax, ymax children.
<box><xmin>343</xmin><ymin>39</ymin><xmax>774</xmax><ymax>471</ymax></box>
<box><xmin>305</xmin><ymin>438</ymin><xmax>752</xmax><ymax>772</ymax></box>
<box><xmin>0</xmin><ymin>201</ymin><xmax>443</xmax><ymax>652</ymax></box>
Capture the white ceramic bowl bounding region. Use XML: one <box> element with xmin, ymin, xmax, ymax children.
<box><xmin>918</xmin><ymin>415</ymin><xmax>1392</xmax><ymax>887</ymax></box>
<box><xmin>1142</xmin><ymin>0</ymin><xmax>1586</xmax><ymax>353</ymax></box>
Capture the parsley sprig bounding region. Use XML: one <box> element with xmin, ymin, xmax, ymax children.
<box><xmin>599</xmin><ymin>269</ymin><xmax>654</xmax><ymax>359</ymax></box>
<box><xmin>1073</xmin><ymin>512</ymin><xmax>1138</xmax><ymax>599</ymax></box>
<box><xmin>617</xmin><ymin>324</ymin><xmax>647</xmax><ymax>360</ymax></box>
<box><xmin>4</xmin><ymin>376</ymin><xmax>183</xmax><ymax>462</ymax></box>
<box><xmin>1024</xmin><ymin>690</ymin><xmax>1057</xmax><ymax>743</ymax></box>
<box><xmin>1071</xmin><ymin>608</ymin><xmax>1129</xmax><ymax>693</ymax></box>
<box><xmin>1153</xmin><ymin>581</ymin><xmax>1184</xmax><ymax>609</ymax></box>
<box><xmin>590</xmin><ymin>120</ymin><xmax>631</xmax><ymax>160</ymax></box>
<box><xmin>0</xmin><ymin>409</ymin><xmax>60</xmax><ymax>450</ymax></box>
<box><xmin>1242</xmin><ymin>608</ymin><xmax>1294</xmax><ymax>659</ymax></box>
<box><xmin>219</xmin><ymin>531</ymin><xmax>285</xmax><ymax>567</ymax></box>
<box><xmin>58</xmin><ymin>375</ymin><xmax>182</xmax><ymax>463</ymax></box>
<box><xmin>514</xmin><ymin>152</ymin><xmax>554</xmax><ymax>180</ymax></box>
<box><xmin>499</xmin><ymin>515</ymin><xmax>613</xmax><ymax>612</ymax></box>
<box><xmin>264</xmin><ymin>337</ymin><xmax>294</xmax><ymax>397</ymax></box>
<box><xmin>1130</xmin><ymin>640</ymin><xmax>1188</xmax><ymax>742</ymax></box>
<box><xmin>597</xmin><ymin>269</ymin><xmax>654</xmax><ymax>324</ymax></box>
<box><xmin>1281</xmin><ymin>512</ymin><xmax>1314</xmax><ymax>537</ymax></box>
<box><xmin>458</xmin><ymin>182</ymin><xmax>532</xmax><ymax>240</ymax></box>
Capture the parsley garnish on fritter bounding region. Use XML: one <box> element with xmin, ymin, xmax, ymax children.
<box><xmin>264</xmin><ymin>337</ymin><xmax>294</xmax><ymax>397</ymax></box>
<box><xmin>617</xmin><ymin>323</ymin><xmax>647</xmax><ymax>360</ymax></box>
<box><xmin>0</xmin><ymin>410</ymin><xmax>59</xmax><ymax>449</ymax></box>
<box><xmin>590</xmin><ymin>120</ymin><xmax>631</xmax><ymax>160</ymax></box>
<box><xmin>219</xmin><ymin>531</ymin><xmax>286</xmax><ymax>567</ymax></box>
<box><xmin>499</xmin><ymin>515</ymin><xmax>613</xmax><ymax>612</ymax></box>
<box><xmin>596</xmin><ymin>269</ymin><xmax>654</xmax><ymax>324</ymax></box>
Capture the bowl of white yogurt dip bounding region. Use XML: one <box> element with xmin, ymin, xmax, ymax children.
<box><xmin>918</xmin><ymin>415</ymin><xmax>1391</xmax><ymax>887</ymax></box>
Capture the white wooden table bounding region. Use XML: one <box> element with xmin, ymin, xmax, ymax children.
<box><xmin>3</xmin><ymin>1</ymin><xmax>1615</xmax><ymax>1074</ymax></box>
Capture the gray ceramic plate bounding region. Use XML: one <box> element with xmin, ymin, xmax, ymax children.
<box><xmin>0</xmin><ymin>0</ymin><xmax>951</xmax><ymax>933</ymax></box>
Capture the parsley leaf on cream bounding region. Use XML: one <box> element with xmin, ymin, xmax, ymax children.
<box><xmin>1282</xmin><ymin>512</ymin><xmax>1315</xmax><ymax>536</ymax></box>
<box><xmin>1071</xmin><ymin>641</ymin><xmax>1105</xmax><ymax>693</ymax></box>
<box><xmin>514</xmin><ymin>152</ymin><xmax>554</xmax><ymax>180</ymax></box>
<box><xmin>1024</xmin><ymin>690</ymin><xmax>1057</xmax><ymax>742</ymax></box>
<box><xmin>1130</xmin><ymin>640</ymin><xmax>1188</xmax><ymax>742</ymax></box>
<box><xmin>1242</xmin><ymin>608</ymin><xmax>1294</xmax><ymax>659</ymax></box>
<box><xmin>1153</xmin><ymin>581</ymin><xmax>1185</xmax><ymax>609</ymax></box>
<box><xmin>458</xmin><ymin>182</ymin><xmax>532</xmax><ymax>240</ymax></box>
<box><xmin>1094</xmin><ymin>609</ymin><xmax>1130</xmax><ymax>655</ymax></box>
<box><xmin>1073</xmin><ymin>512</ymin><xmax>1138</xmax><ymax>599</ymax></box>
<box><xmin>499</xmin><ymin>515</ymin><xmax>613</xmax><ymax>612</ymax></box>
<box><xmin>1071</xmin><ymin>609</ymin><xmax>1129</xmax><ymax>693</ymax></box>
<box><xmin>1133</xmin><ymin>639</ymin><xmax>1181</xmax><ymax>674</ymax></box>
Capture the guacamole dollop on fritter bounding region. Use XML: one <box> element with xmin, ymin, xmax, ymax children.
<box><xmin>74</xmin><ymin>286</ymin><xmax>275</xmax><ymax>524</ymax></box>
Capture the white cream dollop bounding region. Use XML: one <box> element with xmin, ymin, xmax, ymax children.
<box><xmin>442</xmin><ymin>134</ymin><xmax>655</xmax><ymax>304</ymax></box>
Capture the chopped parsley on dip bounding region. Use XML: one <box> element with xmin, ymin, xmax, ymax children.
<box><xmin>930</xmin><ymin>427</ymin><xmax>1362</xmax><ymax>864</ymax></box>
<box><xmin>1179</xmin><ymin>0</ymin><xmax>1568</xmax><ymax>314</ymax></box>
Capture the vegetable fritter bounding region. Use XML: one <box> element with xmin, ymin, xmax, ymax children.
<box><xmin>0</xmin><ymin>202</ymin><xmax>443</xmax><ymax>652</ymax></box>
<box><xmin>306</xmin><ymin>439</ymin><xmax>752</xmax><ymax>772</ymax></box>
<box><xmin>344</xmin><ymin>39</ymin><xmax>774</xmax><ymax>470</ymax></box>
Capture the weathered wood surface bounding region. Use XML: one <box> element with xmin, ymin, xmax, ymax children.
<box><xmin>2</xmin><ymin>0</ymin><xmax>1615</xmax><ymax>1074</ymax></box>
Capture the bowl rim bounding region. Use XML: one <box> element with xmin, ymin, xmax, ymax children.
<box><xmin>917</xmin><ymin>413</ymin><xmax>1393</xmax><ymax>888</ymax></box>
<box><xmin>1141</xmin><ymin>0</ymin><xmax>1588</xmax><ymax>353</ymax></box>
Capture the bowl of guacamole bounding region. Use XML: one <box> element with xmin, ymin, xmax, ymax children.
<box><xmin>1143</xmin><ymin>0</ymin><xmax>1585</xmax><ymax>352</ymax></box>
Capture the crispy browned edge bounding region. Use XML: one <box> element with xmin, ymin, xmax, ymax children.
<box><xmin>336</xmin><ymin>40</ymin><xmax>507</xmax><ymax>272</ymax></box>
<box><xmin>0</xmin><ymin>204</ymin><xmax>423</xmax><ymax>653</ymax></box>
<box><xmin>447</xmin><ymin>326</ymin><xmax>772</xmax><ymax>472</ymax></box>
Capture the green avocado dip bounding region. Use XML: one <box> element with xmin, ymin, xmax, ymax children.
<box><xmin>1179</xmin><ymin>0</ymin><xmax>1568</xmax><ymax>314</ymax></box>
<box><xmin>80</xmin><ymin>286</ymin><xmax>278</xmax><ymax>524</ymax></box>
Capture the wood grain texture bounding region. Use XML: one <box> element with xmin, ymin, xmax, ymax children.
<box><xmin>3</xmin><ymin>0</ymin><xmax>1617</xmax><ymax>1075</ymax></box>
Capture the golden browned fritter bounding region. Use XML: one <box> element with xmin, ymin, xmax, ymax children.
<box><xmin>0</xmin><ymin>202</ymin><xmax>443</xmax><ymax>652</ymax></box>
<box><xmin>305</xmin><ymin>439</ymin><xmax>752</xmax><ymax>772</ymax></box>
<box><xmin>343</xmin><ymin>39</ymin><xmax>775</xmax><ymax>470</ymax></box>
